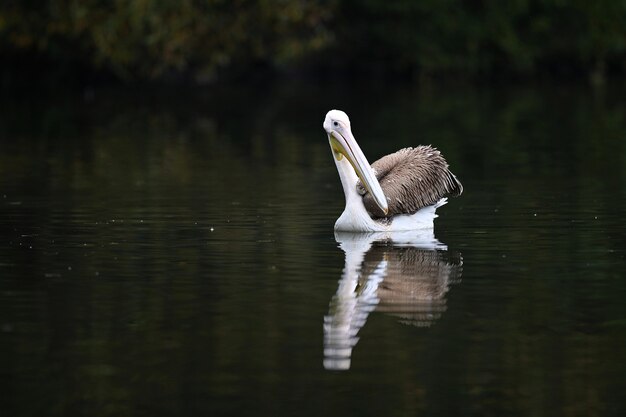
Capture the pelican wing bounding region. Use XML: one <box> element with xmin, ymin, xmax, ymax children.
<box><xmin>358</xmin><ymin>146</ymin><xmax>463</xmax><ymax>218</ymax></box>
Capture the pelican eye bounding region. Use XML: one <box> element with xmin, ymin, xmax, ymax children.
<box><xmin>333</xmin><ymin>121</ymin><xmax>338</xmax><ymax>127</ymax></box>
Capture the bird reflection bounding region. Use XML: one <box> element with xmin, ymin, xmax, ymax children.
<box><xmin>323</xmin><ymin>230</ymin><xmax>463</xmax><ymax>371</ymax></box>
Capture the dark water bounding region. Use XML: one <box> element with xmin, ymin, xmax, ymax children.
<box><xmin>1</xmin><ymin>80</ymin><xmax>625</xmax><ymax>417</ymax></box>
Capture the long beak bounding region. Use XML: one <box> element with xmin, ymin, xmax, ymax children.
<box><xmin>329</xmin><ymin>130</ymin><xmax>388</xmax><ymax>215</ymax></box>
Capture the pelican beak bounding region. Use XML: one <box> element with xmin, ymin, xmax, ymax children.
<box><xmin>328</xmin><ymin>129</ymin><xmax>389</xmax><ymax>215</ymax></box>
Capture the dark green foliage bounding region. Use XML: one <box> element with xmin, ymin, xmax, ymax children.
<box><xmin>332</xmin><ymin>0</ymin><xmax>626</xmax><ymax>79</ymax></box>
<box><xmin>0</xmin><ymin>0</ymin><xmax>624</xmax><ymax>81</ymax></box>
<box><xmin>0</xmin><ymin>0</ymin><xmax>334</xmax><ymax>81</ymax></box>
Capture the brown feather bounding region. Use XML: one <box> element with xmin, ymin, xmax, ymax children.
<box><xmin>357</xmin><ymin>146</ymin><xmax>463</xmax><ymax>218</ymax></box>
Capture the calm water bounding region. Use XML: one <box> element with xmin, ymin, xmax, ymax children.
<box><xmin>1</xmin><ymin>80</ymin><xmax>625</xmax><ymax>417</ymax></box>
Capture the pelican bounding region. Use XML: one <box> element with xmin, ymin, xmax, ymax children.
<box><xmin>323</xmin><ymin>110</ymin><xmax>463</xmax><ymax>232</ymax></box>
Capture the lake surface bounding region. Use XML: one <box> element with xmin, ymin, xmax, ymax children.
<box><xmin>1</xmin><ymin>80</ymin><xmax>625</xmax><ymax>417</ymax></box>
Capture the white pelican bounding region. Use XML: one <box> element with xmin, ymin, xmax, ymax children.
<box><xmin>323</xmin><ymin>109</ymin><xmax>463</xmax><ymax>232</ymax></box>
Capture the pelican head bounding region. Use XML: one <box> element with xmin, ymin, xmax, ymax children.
<box><xmin>323</xmin><ymin>110</ymin><xmax>388</xmax><ymax>214</ymax></box>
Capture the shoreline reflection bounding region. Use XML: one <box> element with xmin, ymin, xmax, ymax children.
<box><xmin>323</xmin><ymin>230</ymin><xmax>463</xmax><ymax>371</ymax></box>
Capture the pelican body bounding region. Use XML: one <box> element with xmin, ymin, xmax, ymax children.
<box><xmin>323</xmin><ymin>110</ymin><xmax>462</xmax><ymax>232</ymax></box>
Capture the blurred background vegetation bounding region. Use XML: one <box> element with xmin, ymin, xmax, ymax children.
<box><xmin>1</xmin><ymin>0</ymin><xmax>625</xmax><ymax>85</ymax></box>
